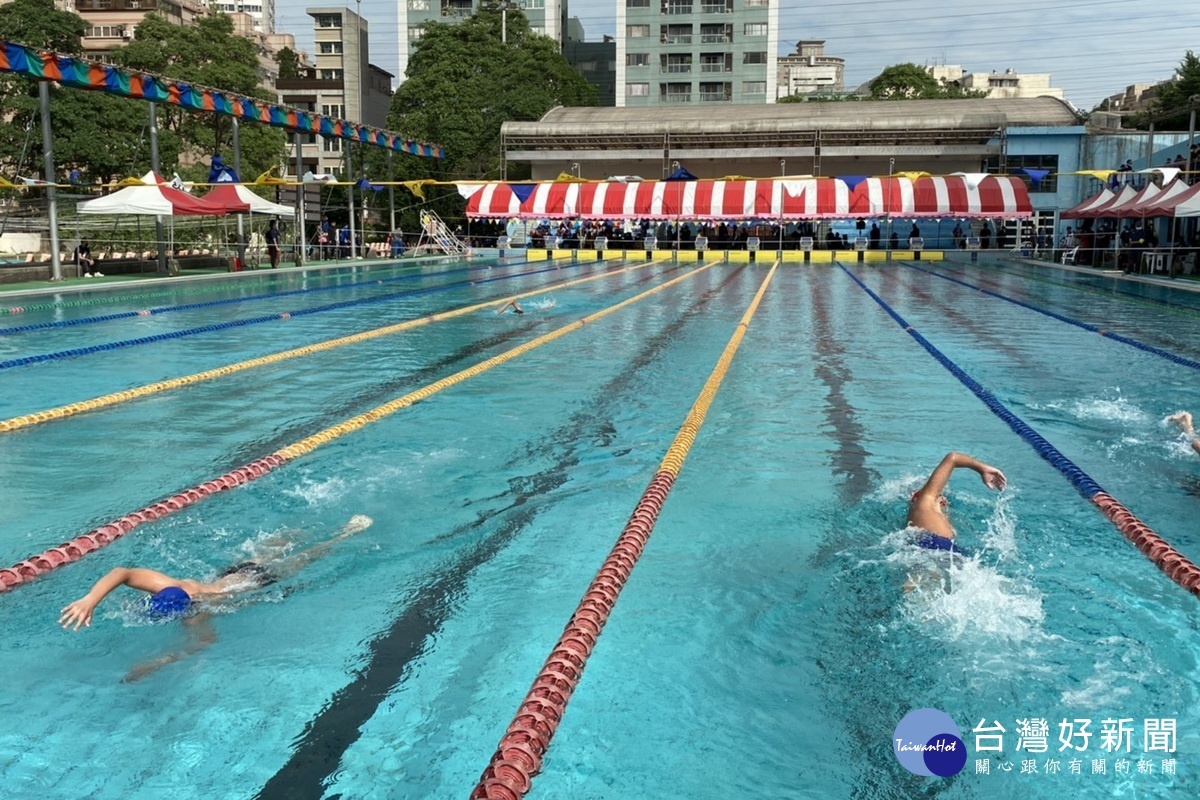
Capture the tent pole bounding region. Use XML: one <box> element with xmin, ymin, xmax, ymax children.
<box><xmin>387</xmin><ymin>149</ymin><xmax>396</xmax><ymax>236</ymax></box>
<box><xmin>347</xmin><ymin>143</ymin><xmax>357</xmax><ymax>260</ymax></box>
<box><xmin>38</xmin><ymin>81</ymin><xmax>63</xmax><ymax>281</ymax></box>
<box><xmin>294</xmin><ymin>131</ymin><xmax>305</xmax><ymax>266</ymax></box>
<box><xmin>232</xmin><ymin>116</ymin><xmax>246</xmax><ymax>269</ymax></box>
<box><xmin>149</xmin><ymin>102</ymin><xmax>167</xmax><ymax>275</ymax></box>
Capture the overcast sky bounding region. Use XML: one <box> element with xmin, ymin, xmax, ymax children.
<box><xmin>280</xmin><ymin>0</ymin><xmax>1200</xmax><ymax>111</ymax></box>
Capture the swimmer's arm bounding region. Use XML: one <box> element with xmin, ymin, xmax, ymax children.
<box><xmin>123</xmin><ymin>614</ymin><xmax>216</xmax><ymax>684</ymax></box>
<box><xmin>915</xmin><ymin>452</ymin><xmax>1006</xmax><ymax>502</ymax></box>
<box><xmin>59</xmin><ymin>568</ymin><xmax>182</xmax><ymax>631</ymax></box>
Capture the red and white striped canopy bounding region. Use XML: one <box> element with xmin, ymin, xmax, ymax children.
<box><xmin>458</xmin><ymin>176</ymin><xmax>1032</xmax><ymax>220</ymax></box>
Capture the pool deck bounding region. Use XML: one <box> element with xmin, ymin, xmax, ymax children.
<box><xmin>1011</xmin><ymin>255</ymin><xmax>1200</xmax><ymax>294</ymax></box>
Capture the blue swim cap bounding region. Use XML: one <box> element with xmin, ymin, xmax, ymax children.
<box><xmin>145</xmin><ymin>586</ymin><xmax>192</xmax><ymax>618</ymax></box>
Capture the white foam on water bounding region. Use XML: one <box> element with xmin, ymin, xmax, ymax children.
<box><xmin>1068</xmin><ymin>395</ymin><xmax>1148</xmax><ymax>424</ymax></box>
<box><xmin>282</xmin><ymin>475</ymin><xmax>349</xmax><ymax>507</ymax></box>
<box><xmin>526</xmin><ymin>297</ymin><xmax>556</xmax><ymax>311</ymax></box>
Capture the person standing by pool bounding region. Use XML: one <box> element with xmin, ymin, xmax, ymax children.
<box><xmin>265</xmin><ymin>219</ymin><xmax>282</xmax><ymax>269</ymax></box>
<box><xmin>907</xmin><ymin>452</ymin><xmax>1007</xmax><ymax>554</ymax></box>
<box><xmin>1168</xmin><ymin>412</ymin><xmax>1200</xmax><ymax>456</ymax></box>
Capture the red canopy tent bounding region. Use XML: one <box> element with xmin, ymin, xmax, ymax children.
<box><xmin>458</xmin><ymin>176</ymin><xmax>1032</xmax><ymax>220</ymax></box>
<box><xmin>1059</xmin><ymin>188</ymin><xmax>1115</xmax><ymax>220</ymax></box>
<box><xmin>77</xmin><ymin>172</ymin><xmax>240</xmax><ymax>216</ymax></box>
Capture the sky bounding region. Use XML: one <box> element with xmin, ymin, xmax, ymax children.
<box><xmin>279</xmin><ymin>0</ymin><xmax>1200</xmax><ymax>110</ymax></box>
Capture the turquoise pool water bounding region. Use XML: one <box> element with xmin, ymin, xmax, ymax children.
<box><xmin>0</xmin><ymin>255</ymin><xmax>1198</xmax><ymax>799</ymax></box>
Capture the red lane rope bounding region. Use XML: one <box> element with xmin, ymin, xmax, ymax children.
<box><xmin>1092</xmin><ymin>492</ymin><xmax>1200</xmax><ymax>596</ymax></box>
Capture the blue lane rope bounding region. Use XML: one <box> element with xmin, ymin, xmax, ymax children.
<box><xmin>0</xmin><ymin>260</ymin><xmax>514</xmax><ymax>335</ymax></box>
<box><xmin>0</xmin><ymin>260</ymin><xmax>590</xmax><ymax>371</ymax></box>
<box><xmin>838</xmin><ymin>263</ymin><xmax>1106</xmax><ymax>500</ymax></box>
<box><xmin>901</xmin><ymin>261</ymin><xmax>1200</xmax><ymax>371</ymax></box>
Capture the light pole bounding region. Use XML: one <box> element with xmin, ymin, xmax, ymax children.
<box><xmin>494</xmin><ymin>0</ymin><xmax>518</xmax><ymax>45</ymax></box>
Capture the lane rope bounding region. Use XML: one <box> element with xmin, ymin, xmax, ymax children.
<box><xmin>839</xmin><ymin>263</ymin><xmax>1200</xmax><ymax>598</ymax></box>
<box><xmin>0</xmin><ymin>260</ymin><xmax>663</xmax><ymax>433</ymax></box>
<box><xmin>0</xmin><ymin>260</ymin><xmax>722</xmax><ymax>594</ymax></box>
<box><xmin>0</xmin><ymin>259</ymin><xmax>503</xmax><ymax>335</ymax></box>
<box><xmin>0</xmin><ymin>260</ymin><xmax>589</xmax><ymax>372</ymax></box>
<box><xmin>902</xmin><ymin>262</ymin><xmax>1200</xmax><ymax>371</ymax></box>
<box><xmin>470</xmin><ymin>262</ymin><xmax>779</xmax><ymax>800</ymax></box>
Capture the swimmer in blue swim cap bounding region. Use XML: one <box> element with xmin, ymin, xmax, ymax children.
<box><xmin>59</xmin><ymin>515</ymin><xmax>373</xmax><ymax>632</ymax></box>
<box><xmin>907</xmin><ymin>452</ymin><xmax>1006</xmax><ymax>552</ymax></box>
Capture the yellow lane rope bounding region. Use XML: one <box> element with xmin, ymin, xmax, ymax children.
<box><xmin>273</xmin><ymin>259</ymin><xmax>722</xmax><ymax>460</ymax></box>
<box><xmin>0</xmin><ymin>260</ymin><xmax>671</xmax><ymax>434</ymax></box>
<box><xmin>658</xmin><ymin>260</ymin><xmax>779</xmax><ymax>478</ymax></box>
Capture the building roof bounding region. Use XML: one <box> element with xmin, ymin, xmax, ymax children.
<box><xmin>514</xmin><ymin>97</ymin><xmax>1078</xmax><ymax>136</ymax></box>
<box><xmin>503</xmin><ymin>97</ymin><xmax>1080</xmax><ymax>155</ymax></box>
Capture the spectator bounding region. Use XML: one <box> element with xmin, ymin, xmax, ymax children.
<box><xmin>74</xmin><ymin>237</ymin><xmax>102</xmax><ymax>278</ymax></box>
<box><xmin>264</xmin><ymin>220</ymin><xmax>281</xmax><ymax>269</ymax></box>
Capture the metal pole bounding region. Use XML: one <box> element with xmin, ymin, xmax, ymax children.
<box><xmin>387</xmin><ymin>148</ymin><xmax>396</xmax><ymax>235</ymax></box>
<box><xmin>38</xmin><ymin>81</ymin><xmax>62</xmax><ymax>281</ymax></box>
<box><xmin>1145</xmin><ymin>120</ymin><xmax>1155</xmax><ymax>178</ymax></box>
<box><xmin>293</xmin><ymin>132</ymin><xmax>305</xmax><ymax>266</ymax></box>
<box><xmin>502</xmin><ymin>6</ymin><xmax>507</xmax><ymax>45</ymax></box>
<box><xmin>232</xmin><ymin>116</ymin><xmax>246</xmax><ymax>269</ymax></box>
<box><xmin>347</xmin><ymin>144</ymin><xmax>357</xmax><ymax>259</ymax></box>
<box><xmin>149</xmin><ymin>102</ymin><xmax>167</xmax><ymax>275</ymax></box>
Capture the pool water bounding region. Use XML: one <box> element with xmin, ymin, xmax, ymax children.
<box><xmin>0</xmin><ymin>255</ymin><xmax>1198</xmax><ymax>799</ymax></box>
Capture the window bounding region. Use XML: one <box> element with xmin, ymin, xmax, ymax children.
<box><xmin>627</xmin><ymin>24</ymin><xmax>650</xmax><ymax>37</ymax></box>
<box><xmin>321</xmin><ymin>104</ymin><xmax>344</xmax><ymax>118</ymax></box>
<box><xmin>699</xmin><ymin>0</ymin><xmax>730</xmax><ymax>11</ymax></box>
<box><xmin>408</xmin><ymin>25</ymin><xmax>425</xmax><ymax>40</ymax></box>
<box><xmin>661</xmin><ymin>23</ymin><xmax>692</xmax><ymax>43</ymax></box>
<box><xmin>699</xmin><ymin>23</ymin><xmax>731</xmax><ymax>43</ymax></box>
<box><xmin>627</xmin><ymin>82</ymin><xmax>650</xmax><ymax>97</ymax></box>
<box><xmin>660</xmin><ymin>83</ymin><xmax>692</xmax><ymax>102</ymax></box>
<box><xmin>322</xmin><ymin>136</ymin><xmax>342</xmax><ymax>152</ymax></box>
<box><xmin>743</xmin><ymin>22</ymin><xmax>766</xmax><ymax>35</ymax></box>
<box><xmin>531</xmin><ymin>25</ymin><xmax>544</xmax><ymax>34</ymax></box>
<box><xmin>663</xmin><ymin>0</ymin><xmax>692</xmax><ymax>13</ymax></box>
<box><xmin>742</xmin><ymin>51</ymin><xmax>766</xmax><ymax>64</ymax></box>
<box><xmin>700</xmin><ymin>53</ymin><xmax>730</xmax><ymax>72</ymax></box>
<box><xmin>663</xmin><ymin>54</ymin><xmax>692</xmax><ymax>73</ymax></box>
<box><xmin>699</xmin><ymin>81</ymin><xmax>731</xmax><ymax>101</ymax></box>
<box><xmin>315</xmin><ymin>13</ymin><xmax>342</xmax><ymax>27</ymax></box>
<box><xmin>318</xmin><ymin>41</ymin><xmax>343</xmax><ymax>54</ymax></box>
<box><xmin>627</xmin><ymin>0</ymin><xmax>650</xmax><ymax>5</ymax></box>
<box><xmin>408</xmin><ymin>0</ymin><xmax>430</xmax><ymax>8</ymax></box>
<box><xmin>319</xmin><ymin>69</ymin><xmax>343</xmax><ymax>80</ymax></box>
<box><xmin>744</xmin><ymin>0</ymin><xmax>768</xmax><ymax>5</ymax></box>
<box><xmin>521</xmin><ymin>0</ymin><xmax>545</xmax><ymax>8</ymax></box>
<box><xmin>742</xmin><ymin>80</ymin><xmax>766</xmax><ymax>94</ymax></box>
<box><xmin>984</xmin><ymin>154</ymin><xmax>1059</xmax><ymax>193</ymax></box>
<box><xmin>626</xmin><ymin>53</ymin><xmax>650</xmax><ymax>67</ymax></box>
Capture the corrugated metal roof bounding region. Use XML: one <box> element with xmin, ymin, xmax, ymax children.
<box><xmin>504</xmin><ymin>97</ymin><xmax>1078</xmax><ymax>137</ymax></box>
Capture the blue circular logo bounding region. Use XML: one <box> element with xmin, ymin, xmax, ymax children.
<box><xmin>893</xmin><ymin>708</ymin><xmax>967</xmax><ymax>777</ymax></box>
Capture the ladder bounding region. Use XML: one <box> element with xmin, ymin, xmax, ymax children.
<box><xmin>415</xmin><ymin>209</ymin><xmax>470</xmax><ymax>256</ymax></box>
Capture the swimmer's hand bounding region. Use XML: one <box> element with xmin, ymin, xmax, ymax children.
<box><xmin>980</xmin><ymin>465</ymin><xmax>1006</xmax><ymax>492</ymax></box>
<box><xmin>60</xmin><ymin>596</ymin><xmax>98</xmax><ymax>631</ymax></box>
<box><xmin>338</xmin><ymin>515</ymin><xmax>373</xmax><ymax>539</ymax></box>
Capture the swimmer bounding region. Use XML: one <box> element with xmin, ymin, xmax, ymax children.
<box><xmin>1168</xmin><ymin>412</ymin><xmax>1200</xmax><ymax>456</ymax></box>
<box><xmin>908</xmin><ymin>452</ymin><xmax>1006</xmax><ymax>552</ymax></box>
<box><xmin>59</xmin><ymin>514</ymin><xmax>372</xmax><ymax>631</ymax></box>
<box><xmin>497</xmin><ymin>299</ymin><xmax>525</xmax><ymax>315</ymax></box>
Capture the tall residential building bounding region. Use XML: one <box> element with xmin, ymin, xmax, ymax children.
<box><xmin>398</xmin><ymin>0</ymin><xmax>566</xmax><ymax>83</ymax></box>
<box><xmin>776</xmin><ymin>40</ymin><xmax>844</xmax><ymax>100</ymax></box>
<box><xmin>203</xmin><ymin>0</ymin><xmax>275</xmax><ymax>33</ymax></box>
<box><xmin>616</xmin><ymin>0</ymin><xmax>779</xmax><ymax>107</ymax></box>
<box><xmin>277</xmin><ymin>8</ymin><xmax>394</xmax><ymax>175</ymax></box>
<box><xmin>72</xmin><ymin>0</ymin><xmax>209</xmax><ymax>56</ymax></box>
<box><xmin>564</xmin><ymin>17</ymin><xmax>616</xmax><ymax>107</ymax></box>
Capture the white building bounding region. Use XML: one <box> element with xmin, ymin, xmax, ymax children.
<box><xmin>203</xmin><ymin>0</ymin><xmax>275</xmax><ymax>33</ymax></box>
<box><xmin>776</xmin><ymin>39</ymin><xmax>843</xmax><ymax>99</ymax></box>
<box><xmin>928</xmin><ymin>65</ymin><xmax>1064</xmax><ymax>100</ymax></box>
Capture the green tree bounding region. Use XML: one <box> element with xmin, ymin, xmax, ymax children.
<box><xmin>382</xmin><ymin>10</ymin><xmax>596</xmax><ymax>231</ymax></box>
<box><xmin>868</xmin><ymin>63</ymin><xmax>987</xmax><ymax>100</ymax></box>
<box><xmin>1150</xmin><ymin>51</ymin><xmax>1200</xmax><ymax>129</ymax></box>
<box><xmin>275</xmin><ymin>46</ymin><xmax>301</xmax><ymax>80</ymax></box>
<box><xmin>0</xmin><ymin>0</ymin><xmax>157</xmax><ymax>183</ymax></box>
<box><xmin>111</xmin><ymin>13</ymin><xmax>287</xmax><ymax>182</ymax></box>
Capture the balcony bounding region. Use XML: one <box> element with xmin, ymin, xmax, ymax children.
<box><xmin>699</xmin><ymin>3</ymin><xmax>730</xmax><ymax>12</ymax></box>
<box><xmin>699</xmin><ymin>34</ymin><xmax>730</xmax><ymax>43</ymax></box>
<box><xmin>699</xmin><ymin>91</ymin><xmax>731</xmax><ymax>102</ymax></box>
<box><xmin>662</xmin><ymin>93</ymin><xmax>692</xmax><ymax>103</ymax></box>
<box><xmin>661</xmin><ymin>34</ymin><xmax>692</xmax><ymax>44</ymax></box>
<box><xmin>664</xmin><ymin>64</ymin><xmax>692</xmax><ymax>73</ymax></box>
<box><xmin>700</xmin><ymin>63</ymin><xmax>727</xmax><ymax>73</ymax></box>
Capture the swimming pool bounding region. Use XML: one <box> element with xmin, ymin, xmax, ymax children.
<box><xmin>1</xmin><ymin>255</ymin><xmax>1198</xmax><ymax>798</ymax></box>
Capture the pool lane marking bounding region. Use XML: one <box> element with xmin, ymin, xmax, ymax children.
<box><xmin>839</xmin><ymin>263</ymin><xmax>1200</xmax><ymax>600</ymax></box>
<box><xmin>0</xmin><ymin>259</ymin><xmax>493</xmax><ymax>334</ymax></box>
<box><xmin>470</xmin><ymin>261</ymin><xmax>778</xmax><ymax>800</ymax></box>
<box><xmin>0</xmin><ymin>260</ymin><xmax>657</xmax><ymax>434</ymax></box>
<box><xmin>0</xmin><ymin>260</ymin><xmax>661</xmax><ymax>434</ymax></box>
<box><xmin>253</xmin><ymin>266</ymin><xmax>750</xmax><ymax>800</ymax></box>
<box><xmin>0</xmin><ymin>260</ymin><xmax>722</xmax><ymax>594</ymax></box>
<box><xmin>0</xmin><ymin>258</ymin><xmax>586</xmax><ymax>373</ymax></box>
<box><xmin>901</xmin><ymin>261</ymin><xmax>1200</xmax><ymax>371</ymax></box>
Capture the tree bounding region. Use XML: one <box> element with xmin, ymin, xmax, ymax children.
<box><xmin>276</xmin><ymin>46</ymin><xmax>301</xmax><ymax>80</ymax></box>
<box><xmin>0</xmin><ymin>0</ymin><xmax>155</xmax><ymax>183</ymax></box>
<box><xmin>1151</xmin><ymin>51</ymin><xmax>1200</xmax><ymax>129</ymax></box>
<box><xmin>388</xmin><ymin>10</ymin><xmax>596</xmax><ymax>180</ymax></box>
<box><xmin>111</xmin><ymin>13</ymin><xmax>287</xmax><ymax>182</ymax></box>
<box><xmin>868</xmin><ymin>63</ymin><xmax>987</xmax><ymax>100</ymax></box>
